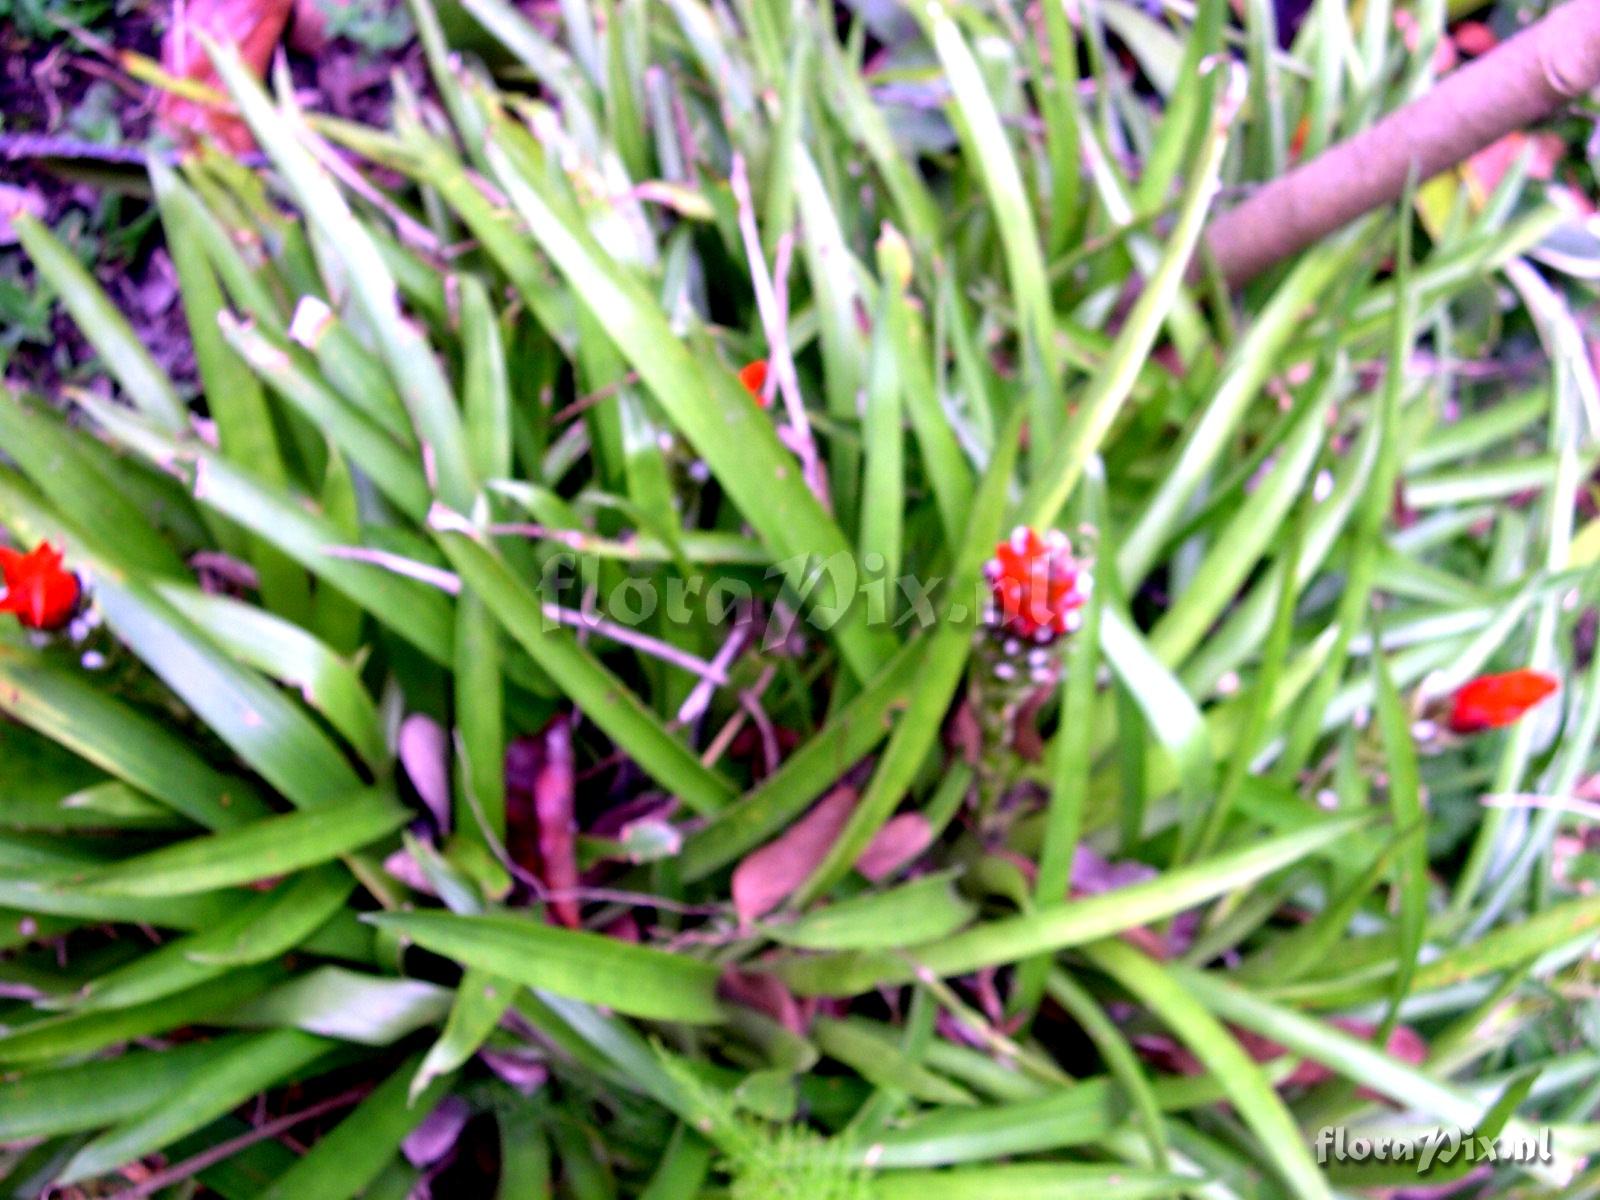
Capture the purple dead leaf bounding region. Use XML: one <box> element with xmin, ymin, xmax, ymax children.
<box><xmin>401</xmin><ymin>1094</ymin><xmax>471</xmax><ymax>1167</ymax></box>
<box><xmin>399</xmin><ymin>715</ymin><xmax>451</xmax><ymax>833</ymax></box>
<box><xmin>1070</xmin><ymin>845</ymin><xmax>1158</xmax><ymax>893</ymax></box>
<box><xmin>855</xmin><ymin>813</ymin><xmax>934</xmax><ymax>882</ymax></box>
<box><xmin>505</xmin><ymin>717</ymin><xmax>579</xmax><ymax>927</ymax></box>
<box><xmin>480</xmin><ymin>1048</ymin><xmax>549</xmax><ymax>1096</ymax></box>
<box><xmin>732</xmin><ymin>786</ymin><xmax>857</xmax><ymax>925</ymax></box>
<box><xmin>587</xmin><ymin>793</ymin><xmax>680</xmax><ymax>840</ymax></box>
<box><xmin>382</xmin><ymin>847</ymin><xmax>436</xmax><ymax>896</ymax></box>
<box><xmin>189</xmin><ymin>551</ymin><xmax>261</xmax><ymax>594</ymax></box>
<box><xmin>0</xmin><ymin>183</ymin><xmax>45</xmax><ymax>248</ymax></box>
<box><xmin>535</xmin><ymin>717</ymin><xmax>579</xmax><ymax>927</ymax></box>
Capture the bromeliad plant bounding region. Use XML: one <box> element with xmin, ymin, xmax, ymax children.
<box><xmin>2</xmin><ymin>0</ymin><xmax>1599</xmax><ymax>1196</ymax></box>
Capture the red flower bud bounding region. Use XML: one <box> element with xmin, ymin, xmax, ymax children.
<box><xmin>0</xmin><ymin>542</ymin><xmax>80</xmax><ymax>631</ymax></box>
<box><xmin>1447</xmin><ymin>669</ymin><xmax>1559</xmax><ymax>734</ymax></box>
<box><xmin>983</xmin><ymin>526</ymin><xmax>1090</xmax><ymax>643</ymax></box>
<box><xmin>739</xmin><ymin>360</ymin><xmax>771</xmax><ymax>407</ymax></box>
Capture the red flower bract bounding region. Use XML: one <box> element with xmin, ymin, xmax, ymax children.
<box><xmin>738</xmin><ymin>360</ymin><xmax>770</xmax><ymax>407</ymax></box>
<box><xmin>984</xmin><ymin>526</ymin><xmax>1090</xmax><ymax>643</ymax></box>
<box><xmin>1448</xmin><ymin>669</ymin><xmax>1559</xmax><ymax>734</ymax></box>
<box><xmin>0</xmin><ymin>542</ymin><xmax>80</xmax><ymax>631</ymax></box>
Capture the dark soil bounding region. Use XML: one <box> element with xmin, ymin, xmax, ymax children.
<box><xmin>0</xmin><ymin>0</ymin><xmax>427</xmax><ymax>401</ymax></box>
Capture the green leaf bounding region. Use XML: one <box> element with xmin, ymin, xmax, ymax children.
<box><xmin>1116</xmin><ymin>231</ymin><xmax>1368</xmax><ymax>583</ymax></box>
<box><xmin>1171</xmin><ymin>963</ymin><xmax>1574</xmax><ymax>1181</ymax></box>
<box><xmin>150</xmin><ymin>158</ymin><xmax>312</xmax><ymax>622</ymax></box>
<box><xmin>813</xmin><ymin>1017</ymin><xmax>977</xmax><ymax>1106</ymax></box>
<box><xmin>64</xmin><ymin>868</ymin><xmax>356</xmax><ymax>1011</ymax></box>
<box><xmin>477</xmin><ymin>118</ymin><xmax>893</xmax><ymax>682</ymax></box>
<box><xmin>69</xmin><ymin>791</ymin><xmax>408</xmax><ymax>896</ymax></box>
<box><xmin>0</xmin><ymin>1038</ymin><xmax>250</xmax><ymax>1142</ymax></box>
<box><xmin>92</xmin><ymin>574</ymin><xmax>366</xmax><ymax>810</ymax></box>
<box><xmin>230</xmin><ymin>967</ymin><xmax>453</xmax><ymax>1045</ymax></box>
<box><xmin>1372</xmin><ymin>648</ymin><xmax>1427</xmax><ymax>1030</ymax></box>
<box><xmin>875</xmin><ymin>1165</ymin><xmax>1192</xmax><ymax>1199</ymax></box>
<box><xmin>155</xmin><ymin>585</ymin><xmax>388</xmax><ymax>769</ymax></box>
<box><xmin>0</xmin><ymin>967</ymin><xmax>286</xmax><ymax>1067</ymax></box>
<box><xmin>920</xmin><ymin>0</ymin><xmax>1059</xmax><ymax>453</ymax></box>
<box><xmin>764</xmin><ymin>873</ymin><xmax>975</xmax><ymax>950</ymax></box>
<box><xmin>207</xmin><ymin>42</ymin><xmax>475</xmax><ymax>509</ymax></box>
<box><xmin>1019</xmin><ymin>68</ymin><xmax>1231</xmax><ymax>529</ymax></box>
<box><xmin>0</xmin><ymin>396</ymin><xmax>187</xmax><ymax>578</ymax></box>
<box><xmin>410</xmin><ymin>967</ymin><xmax>515</xmax><ymax>1102</ymax></box>
<box><xmin>0</xmin><ymin>641</ymin><xmax>268</xmax><ymax>832</ymax></box>
<box><xmin>778</xmin><ymin>814</ymin><xmax>1365</xmax><ymax>994</ymax></box>
<box><xmin>13</xmin><ymin>214</ymin><xmax>186</xmax><ymax>430</ymax></box>
<box><xmin>218</xmin><ymin>313</ymin><xmax>432</xmax><ymax>520</ymax></box>
<box><xmin>367</xmin><ymin>910</ymin><xmax>722</xmax><ymax>1023</ymax></box>
<box><xmin>1082</xmin><ymin>940</ymin><xmax>1332</xmax><ymax>1200</ymax></box>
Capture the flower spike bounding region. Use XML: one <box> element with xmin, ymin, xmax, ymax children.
<box><xmin>983</xmin><ymin>526</ymin><xmax>1091</xmax><ymax>644</ymax></box>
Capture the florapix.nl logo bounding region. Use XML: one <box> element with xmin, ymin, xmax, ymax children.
<box><xmin>1313</xmin><ymin>1125</ymin><xmax>1554</xmax><ymax>1172</ymax></box>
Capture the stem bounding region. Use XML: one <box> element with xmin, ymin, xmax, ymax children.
<box><xmin>1206</xmin><ymin>0</ymin><xmax>1600</xmax><ymax>285</ymax></box>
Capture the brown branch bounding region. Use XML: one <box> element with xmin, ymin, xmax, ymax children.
<box><xmin>1205</xmin><ymin>0</ymin><xmax>1600</xmax><ymax>286</ymax></box>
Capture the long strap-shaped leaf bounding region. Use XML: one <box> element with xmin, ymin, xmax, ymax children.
<box><xmin>479</xmin><ymin>118</ymin><xmax>894</xmax><ymax>682</ymax></box>
<box><xmin>1172</xmin><ymin>964</ymin><xmax>1581</xmax><ymax>1186</ymax></box>
<box><xmin>920</xmin><ymin>0</ymin><xmax>1060</xmax><ymax>458</ymax></box>
<box><xmin>0</xmin><ymin>645</ymin><xmax>266</xmax><ymax>832</ymax></box>
<box><xmin>1019</xmin><ymin>64</ymin><xmax>1234</xmax><ymax>531</ymax></box>
<box><xmin>12</xmin><ymin>215</ymin><xmax>186</xmax><ymax>431</ymax></box>
<box><xmin>205</xmin><ymin>40</ymin><xmax>475</xmax><ymax>511</ymax></box>
<box><xmin>69</xmin><ymin>392</ymin><xmax>456</xmax><ymax>665</ymax></box>
<box><xmin>367</xmin><ymin>910</ymin><xmax>722</xmax><ymax>1024</ymax></box>
<box><xmin>57</xmin><ymin>1028</ymin><xmax>336</xmax><ymax>1186</ymax></box>
<box><xmin>68</xmin><ymin>792</ymin><xmax>409</xmax><ymax>896</ymax></box>
<box><xmin>1082</xmin><ymin>940</ymin><xmax>1334</xmax><ymax>1200</ymax></box>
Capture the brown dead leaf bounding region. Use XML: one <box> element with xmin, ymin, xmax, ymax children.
<box><xmin>732</xmin><ymin>786</ymin><xmax>857</xmax><ymax>925</ymax></box>
<box><xmin>718</xmin><ymin>967</ymin><xmax>814</xmax><ymax>1035</ymax></box>
<box><xmin>855</xmin><ymin>813</ymin><xmax>934</xmax><ymax>882</ymax></box>
<box><xmin>1463</xmin><ymin>131</ymin><xmax>1564</xmax><ymax>207</ymax></box>
<box><xmin>157</xmin><ymin>0</ymin><xmax>294</xmax><ymax>154</ymax></box>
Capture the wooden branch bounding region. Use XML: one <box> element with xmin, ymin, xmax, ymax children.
<box><xmin>1204</xmin><ymin>0</ymin><xmax>1600</xmax><ymax>286</ymax></box>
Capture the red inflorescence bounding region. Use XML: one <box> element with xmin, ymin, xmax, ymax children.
<box><xmin>0</xmin><ymin>542</ymin><xmax>80</xmax><ymax>631</ymax></box>
<box><xmin>984</xmin><ymin>526</ymin><xmax>1091</xmax><ymax>643</ymax></box>
<box><xmin>1447</xmin><ymin>669</ymin><xmax>1559</xmax><ymax>734</ymax></box>
<box><xmin>739</xmin><ymin>360</ymin><xmax>771</xmax><ymax>407</ymax></box>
